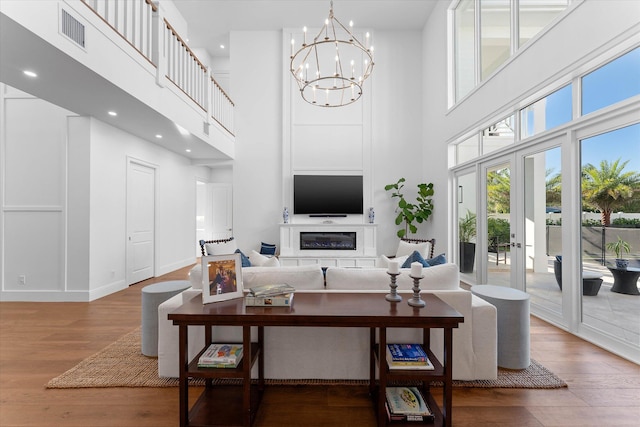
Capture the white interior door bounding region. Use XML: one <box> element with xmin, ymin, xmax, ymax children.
<box><xmin>209</xmin><ymin>183</ymin><xmax>233</xmax><ymax>239</ymax></box>
<box><xmin>126</xmin><ymin>161</ymin><xmax>155</xmax><ymax>285</ymax></box>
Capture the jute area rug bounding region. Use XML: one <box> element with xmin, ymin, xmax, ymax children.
<box><xmin>46</xmin><ymin>328</ymin><xmax>567</xmax><ymax>389</ymax></box>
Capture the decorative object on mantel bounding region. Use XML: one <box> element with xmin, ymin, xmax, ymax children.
<box><xmin>408</xmin><ymin>262</ymin><xmax>425</xmax><ymax>307</ymax></box>
<box><xmin>283</xmin><ymin>207</ymin><xmax>289</xmax><ymax>224</ymax></box>
<box><xmin>289</xmin><ymin>0</ymin><xmax>374</xmax><ymax>107</ymax></box>
<box><xmin>368</xmin><ymin>207</ymin><xmax>375</xmax><ymax>224</ymax></box>
<box><xmin>384</xmin><ymin>178</ymin><xmax>434</xmax><ymax>238</ymax></box>
<box><xmin>385</xmin><ymin>260</ymin><xmax>402</xmax><ymax>302</ymax></box>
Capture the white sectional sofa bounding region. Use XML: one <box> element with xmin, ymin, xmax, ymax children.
<box><xmin>157</xmin><ymin>263</ymin><xmax>497</xmax><ymax>381</ymax></box>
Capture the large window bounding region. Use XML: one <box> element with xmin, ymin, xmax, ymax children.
<box><xmin>480</xmin><ymin>0</ymin><xmax>511</xmax><ymax>80</ymax></box>
<box><xmin>520</xmin><ymin>84</ymin><xmax>572</xmax><ymax>139</ymax></box>
<box><xmin>582</xmin><ymin>47</ymin><xmax>640</xmax><ymax>115</ymax></box>
<box><xmin>452</xmin><ymin>0</ymin><xmax>571</xmax><ymax>103</ymax></box>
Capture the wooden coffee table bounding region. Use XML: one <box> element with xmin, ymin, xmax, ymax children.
<box><xmin>169</xmin><ymin>292</ymin><xmax>463</xmax><ymax>427</ymax></box>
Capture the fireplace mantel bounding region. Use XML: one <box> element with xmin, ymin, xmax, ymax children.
<box><xmin>279</xmin><ymin>223</ymin><xmax>377</xmax><ymax>267</ymax></box>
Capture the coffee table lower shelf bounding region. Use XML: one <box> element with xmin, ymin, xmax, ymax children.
<box><xmin>187</xmin><ymin>384</ymin><xmax>262</xmax><ymax>427</ymax></box>
<box><xmin>372</xmin><ymin>386</ymin><xmax>443</xmax><ymax>426</ymax></box>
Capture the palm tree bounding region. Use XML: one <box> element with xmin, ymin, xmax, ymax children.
<box><xmin>546</xmin><ymin>168</ymin><xmax>562</xmax><ymax>207</ymax></box>
<box><xmin>582</xmin><ymin>158</ymin><xmax>640</xmax><ymax>226</ymax></box>
<box><xmin>487</xmin><ymin>168</ymin><xmax>511</xmax><ymax>214</ymax></box>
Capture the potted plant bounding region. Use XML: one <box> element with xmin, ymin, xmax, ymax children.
<box><xmin>384</xmin><ymin>178</ymin><xmax>434</xmax><ymax>239</ymax></box>
<box><xmin>606</xmin><ymin>235</ymin><xmax>631</xmax><ymax>270</ymax></box>
<box><xmin>459</xmin><ymin>210</ymin><xmax>476</xmax><ymax>273</ymax></box>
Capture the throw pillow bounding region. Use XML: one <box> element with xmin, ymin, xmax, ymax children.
<box><xmin>396</xmin><ymin>239</ymin><xmax>431</xmax><ymax>258</ymax></box>
<box><xmin>205</xmin><ymin>239</ymin><xmax>238</xmax><ymax>256</ymax></box>
<box><xmin>249</xmin><ymin>250</ymin><xmax>270</xmax><ymax>266</ymax></box>
<box><xmin>401</xmin><ymin>250</ymin><xmax>430</xmax><ymax>268</ymax></box>
<box><xmin>426</xmin><ymin>253</ymin><xmax>447</xmax><ymax>266</ymax></box>
<box><xmin>260</xmin><ymin>242</ymin><xmax>277</xmax><ymax>255</ymax></box>
<box><xmin>235</xmin><ymin>249</ymin><xmax>251</xmax><ymax>267</ymax></box>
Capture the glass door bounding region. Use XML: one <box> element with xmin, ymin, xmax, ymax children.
<box><xmin>456</xmin><ymin>169</ymin><xmax>478</xmax><ymax>282</ymax></box>
<box><xmin>479</xmin><ymin>141</ymin><xmax>565</xmax><ymax>322</ymax></box>
<box><xmin>484</xmin><ymin>159</ymin><xmax>516</xmax><ymax>287</ymax></box>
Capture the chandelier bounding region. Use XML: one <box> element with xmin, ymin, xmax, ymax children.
<box><xmin>289</xmin><ymin>1</ymin><xmax>374</xmax><ymax>107</ymax></box>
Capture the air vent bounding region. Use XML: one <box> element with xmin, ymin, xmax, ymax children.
<box><xmin>61</xmin><ymin>9</ymin><xmax>85</xmax><ymax>48</ymax></box>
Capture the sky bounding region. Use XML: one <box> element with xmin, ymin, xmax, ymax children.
<box><xmin>545</xmin><ymin>47</ymin><xmax>640</xmax><ymax>176</ymax></box>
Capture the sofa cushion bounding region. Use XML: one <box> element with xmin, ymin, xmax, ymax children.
<box><xmin>249</xmin><ymin>250</ymin><xmax>271</xmax><ymax>266</ymax></box>
<box><xmin>242</xmin><ymin>264</ymin><xmax>325</xmax><ymax>290</ymax></box>
<box><xmin>325</xmin><ymin>263</ymin><xmax>460</xmax><ymax>292</ymax></box>
<box><xmin>396</xmin><ymin>239</ymin><xmax>432</xmax><ymax>258</ymax></box>
<box><xmin>378</xmin><ymin>254</ymin><xmax>409</xmax><ymax>269</ymax></box>
<box><xmin>205</xmin><ymin>239</ymin><xmax>238</xmax><ymax>256</ymax></box>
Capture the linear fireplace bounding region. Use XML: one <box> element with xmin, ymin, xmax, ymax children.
<box><xmin>300</xmin><ymin>232</ymin><xmax>356</xmax><ymax>250</ymax></box>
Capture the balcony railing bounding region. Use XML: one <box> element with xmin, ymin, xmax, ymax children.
<box><xmin>82</xmin><ymin>0</ymin><xmax>156</xmax><ymax>66</ymax></box>
<box><xmin>81</xmin><ymin>0</ymin><xmax>234</xmax><ymax>136</ymax></box>
<box><xmin>163</xmin><ymin>19</ymin><xmax>207</xmax><ymax>111</ymax></box>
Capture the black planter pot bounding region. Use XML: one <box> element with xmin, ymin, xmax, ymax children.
<box><xmin>459</xmin><ymin>242</ymin><xmax>476</xmax><ymax>273</ymax></box>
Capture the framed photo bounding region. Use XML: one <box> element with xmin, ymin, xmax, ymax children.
<box><xmin>202</xmin><ymin>253</ymin><xmax>243</xmax><ymax>304</ymax></box>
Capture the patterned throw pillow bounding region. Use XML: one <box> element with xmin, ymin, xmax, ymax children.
<box><xmin>260</xmin><ymin>242</ymin><xmax>277</xmax><ymax>255</ymax></box>
<box><xmin>401</xmin><ymin>251</ymin><xmax>447</xmax><ymax>268</ymax></box>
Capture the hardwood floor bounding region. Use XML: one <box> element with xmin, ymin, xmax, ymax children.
<box><xmin>1</xmin><ymin>265</ymin><xmax>639</xmax><ymax>426</ymax></box>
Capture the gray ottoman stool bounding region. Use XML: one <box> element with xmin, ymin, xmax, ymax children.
<box><xmin>471</xmin><ymin>285</ymin><xmax>530</xmax><ymax>370</ymax></box>
<box><xmin>141</xmin><ymin>280</ymin><xmax>190</xmax><ymax>356</ymax></box>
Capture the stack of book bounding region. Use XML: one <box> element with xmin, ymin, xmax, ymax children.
<box><xmin>386</xmin><ymin>343</ymin><xmax>434</xmax><ymax>370</ymax></box>
<box><xmin>245</xmin><ymin>283</ymin><xmax>296</xmax><ymax>306</ymax></box>
<box><xmin>385</xmin><ymin>386</ymin><xmax>434</xmax><ymax>422</ymax></box>
<box><xmin>198</xmin><ymin>343</ymin><xmax>243</xmax><ymax>368</ymax></box>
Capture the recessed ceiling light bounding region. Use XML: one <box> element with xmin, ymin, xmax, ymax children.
<box><xmin>23</xmin><ymin>70</ymin><xmax>37</xmax><ymax>78</ymax></box>
<box><xmin>108</xmin><ymin>111</ymin><xmax>117</xmax><ymax>116</ymax></box>
<box><xmin>185</xmin><ymin>149</ymin><xmax>192</xmax><ymax>153</ymax></box>
<box><xmin>155</xmin><ymin>134</ymin><xmax>163</xmax><ymax>139</ymax></box>
<box><xmin>220</xmin><ymin>44</ymin><xmax>225</xmax><ymax>49</ymax></box>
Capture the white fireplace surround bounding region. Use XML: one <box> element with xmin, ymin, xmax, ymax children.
<box><xmin>279</xmin><ymin>223</ymin><xmax>377</xmax><ymax>267</ymax></box>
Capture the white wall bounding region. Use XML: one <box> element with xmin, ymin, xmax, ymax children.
<box><xmin>0</xmin><ymin>84</ymin><xmax>211</xmax><ymax>301</ymax></box>
<box><xmin>230</xmin><ymin>29</ymin><xmax>426</xmax><ymax>257</ymax></box>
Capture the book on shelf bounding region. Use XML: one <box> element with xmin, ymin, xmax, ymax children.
<box><xmin>245</xmin><ymin>292</ymin><xmax>294</xmax><ymax>307</ymax></box>
<box><xmin>386</xmin><ymin>343</ymin><xmax>428</xmax><ymax>362</ymax></box>
<box><xmin>248</xmin><ymin>283</ymin><xmax>296</xmax><ymax>298</ymax></box>
<box><xmin>197</xmin><ymin>360</ymin><xmax>241</xmax><ymax>369</ymax></box>
<box><xmin>386</xmin><ymin>345</ymin><xmax>434</xmax><ymax>370</ymax></box>
<box><xmin>198</xmin><ymin>343</ymin><xmax>243</xmax><ymax>366</ymax></box>
<box><xmin>385</xmin><ymin>387</ymin><xmax>434</xmax><ymax>422</ymax></box>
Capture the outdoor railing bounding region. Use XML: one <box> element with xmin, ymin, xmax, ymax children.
<box><xmin>82</xmin><ymin>0</ymin><xmax>156</xmax><ymax>66</ymax></box>
<box><xmin>80</xmin><ymin>0</ymin><xmax>235</xmax><ymax>136</ymax></box>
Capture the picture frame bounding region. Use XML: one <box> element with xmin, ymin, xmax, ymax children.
<box><xmin>201</xmin><ymin>253</ymin><xmax>243</xmax><ymax>304</ymax></box>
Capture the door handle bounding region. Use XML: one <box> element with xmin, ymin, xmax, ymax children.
<box><xmin>511</xmin><ymin>242</ymin><xmax>522</xmax><ymax>248</ymax></box>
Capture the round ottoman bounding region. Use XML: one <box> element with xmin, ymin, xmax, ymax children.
<box><xmin>471</xmin><ymin>285</ymin><xmax>530</xmax><ymax>370</ymax></box>
<box><xmin>141</xmin><ymin>280</ymin><xmax>190</xmax><ymax>356</ymax></box>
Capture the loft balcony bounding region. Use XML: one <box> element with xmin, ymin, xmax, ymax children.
<box><xmin>0</xmin><ymin>0</ymin><xmax>234</xmax><ymax>164</ymax></box>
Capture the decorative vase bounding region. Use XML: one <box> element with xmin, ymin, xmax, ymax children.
<box><xmin>615</xmin><ymin>258</ymin><xmax>629</xmax><ymax>270</ymax></box>
<box><xmin>368</xmin><ymin>207</ymin><xmax>375</xmax><ymax>224</ymax></box>
<box><xmin>283</xmin><ymin>207</ymin><xmax>289</xmax><ymax>224</ymax></box>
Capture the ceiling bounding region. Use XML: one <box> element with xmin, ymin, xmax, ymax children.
<box><xmin>172</xmin><ymin>0</ymin><xmax>438</xmax><ymax>58</ymax></box>
<box><xmin>0</xmin><ymin>1</ymin><xmax>437</xmax><ymax>165</ymax></box>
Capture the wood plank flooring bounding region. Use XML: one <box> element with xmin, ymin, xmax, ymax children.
<box><xmin>1</xmin><ymin>264</ymin><xmax>639</xmax><ymax>426</ymax></box>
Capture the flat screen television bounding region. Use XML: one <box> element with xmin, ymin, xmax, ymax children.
<box><xmin>293</xmin><ymin>175</ymin><xmax>363</xmax><ymax>216</ymax></box>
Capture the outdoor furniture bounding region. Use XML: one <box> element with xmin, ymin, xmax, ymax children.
<box><xmin>488</xmin><ymin>237</ymin><xmax>508</xmax><ymax>265</ymax></box>
<box><xmin>553</xmin><ymin>256</ymin><xmax>603</xmax><ymax>296</ymax></box>
<box><xmin>607</xmin><ymin>266</ymin><xmax>640</xmax><ymax>295</ymax></box>
<box><xmin>471</xmin><ymin>284</ymin><xmax>530</xmax><ymax>370</ymax></box>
